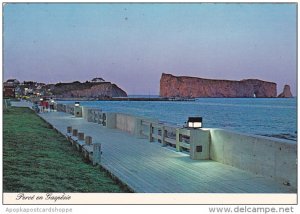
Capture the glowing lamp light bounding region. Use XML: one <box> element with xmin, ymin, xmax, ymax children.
<box><xmin>75</xmin><ymin>101</ymin><xmax>80</xmax><ymax>107</ymax></box>
<box><xmin>187</xmin><ymin>117</ymin><xmax>203</xmax><ymax>129</ymax></box>
<box><xmin>40</xmin><ymin>98</ymin><xmax>43</xmax><ymax>101</ymax></box>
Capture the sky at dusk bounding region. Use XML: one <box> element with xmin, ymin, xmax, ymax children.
<box><xmin>3</xmin><ymin>3</ymin><xmax>297</xmax><ymax>95</ymax></box>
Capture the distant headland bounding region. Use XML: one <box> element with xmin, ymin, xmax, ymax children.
<box><xmin>3</xmin><ymin>77</ymin><xmax>127</xmax><ymax>99</ymax></box>
<box><xmin>160</xmin><ymin>73</ymin><xmax>293</xmax><ymax>98</ymax></box>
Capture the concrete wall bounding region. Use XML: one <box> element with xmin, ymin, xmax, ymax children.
<box><xmin>82</xmin><ymin>106</ymin><xmax>89</xmax><ymax>121</ymax></box>
<box><xmin>209</xmin><ymin>128</ymin><xmax>297</xmax><ymax>188</ymax></box>
<box><xmin>116</xmin><ymin>113</ymin><xmax>137</xmax><ymax>134</ymax></box>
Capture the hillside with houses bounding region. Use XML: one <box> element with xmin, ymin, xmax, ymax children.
<box><xmin>3</xmin><ymin>78</ymin><xmax>127</xmax><ymax>99</ymax></box>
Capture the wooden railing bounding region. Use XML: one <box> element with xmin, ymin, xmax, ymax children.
<box><xmin>87</xmin><ymin>108</ymin><xmax>104</xmax><ymax>124</ymax></box>
<box><xmin>140</xmin><ymin>119</ymin><xmax>191</xmax><ymax>152</ymax></box>
<box><xmin>57</xmin><ymin>103</ymin><xmax>74</xmax><ymax>115</ymax></box>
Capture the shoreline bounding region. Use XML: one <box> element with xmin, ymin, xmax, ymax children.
<box><xmin>37</xmin><ymin>96</ymin><xmax>296</xmax><ymax>102</ymax></box>
<box><xmin>54</xmin><ymin>97</ymin><xmax>196</xmax><ymax>102</ymax></box>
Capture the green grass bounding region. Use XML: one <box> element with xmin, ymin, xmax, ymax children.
<box><xmin>3</xmin><ymin>107</ymin><xmax>130</xmax><ymax>193</ymax></box>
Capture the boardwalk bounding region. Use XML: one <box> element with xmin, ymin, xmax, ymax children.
<box><xmin>34</xmin><ymin>111</ymin><xmax>295</xmax><ymax>193</ymax></box>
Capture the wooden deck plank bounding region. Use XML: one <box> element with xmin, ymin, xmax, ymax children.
<box><xmin>39</xmin><ymin>112</ymin><xmax>295</xmax><ymax>193</ymax></box>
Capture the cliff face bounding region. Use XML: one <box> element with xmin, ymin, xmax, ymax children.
<box><xmin>52</xmin><ymin>82</ymin><xmax>127</xmax><ymax>98</ymax></box>
<box><xmin>278</xmin><ymin>85</ymin><xmax>293</xmax><ymax>98</ymax></box>
<box><xmin>160</xmin><ymin>73</ymin><xmax>277</xmax><ymax>98</ymax></box>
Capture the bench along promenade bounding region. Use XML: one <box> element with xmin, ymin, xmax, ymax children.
<box><xmin>12</xmin><ymin>101</ymin><xmax>297</xmax><ymax>193</ymax></box>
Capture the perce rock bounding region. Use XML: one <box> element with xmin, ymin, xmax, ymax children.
<box><xmin>160</xmin><ymin>73</ymin><xmax>277</xmax><ymax>98</ymax></box>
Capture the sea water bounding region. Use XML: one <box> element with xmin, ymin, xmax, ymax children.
<box><xmin>59</xmin><ymin>98</ymin><xmax>297</xmax><ymax>141</ymax></box>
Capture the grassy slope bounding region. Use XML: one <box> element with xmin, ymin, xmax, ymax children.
<box><xmin>3</xmin><ymin>107</ymin><xmax>128</xmax><ymax>193</ymax></box>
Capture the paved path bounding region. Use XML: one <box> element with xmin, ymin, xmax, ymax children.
<box><xmin>11</xmin><ymin>101</ymin><xmax>295</xmax><ymax>193</ymax></box>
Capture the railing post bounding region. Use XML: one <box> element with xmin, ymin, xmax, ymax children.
<box><xmin>67</xmin><ymin>126</ymin><xmax>72</xmax><ymax>134</ymax></box>
<box><xmin>93</xmin><ymin>143</ymin><xmax>102</xmax><ymax>166</ymax></box>
<box><xmin>69</xmin><ymin>129</ymin><xmax>78</xmax><ymax>146</ymax></box>
<box><xmin>149</xmin><ymin>123</ymin><xmax>153</xmax><ymax>142</ymax></box>
<box><xmin>85</xmin><ymin>136</ymin><xmax>92</xmax><ymax>145</ymax></box>
<box><xmin>87</xmin><ymin>109</ymin><xmax>92</xmax><ymax>122</ymax></box>
<box><xmin>78</xmin><ymin>132</ymin><xmax>85</xmax><ymax>141</ymax></box>
<box><xmin>92</xmin><ymin>110</ymin><xmax>96</xmax><ymax>123</ymax></box>
<box><xmin>72</xmin><ymin>129</ymin><xmax>78</xmax><ymax>137</ymax></box>
<box><xmin>96</xmin><ymin>111</ymin><xmax>99</xmax><ymax>124</ymax></box>
<box><xmin>161</xmin><ymin>126</ymin><xmax>167</xmax><ymax>147</ymax></box>
<box><xmin>102</xmin><ymin>113</ymin><xmax>106</xmax><ymax>126</ymax></box>
<box><xmin>176</xmin><ymin>128</ymin><xmax>181</xmax><ymax>152</ymax></box>
<box><xmin>98</xmin><ymin>111</ymin><xmax>103</xmax><ymax>124</ymax></box>
<box><xmin>71</xmin><ymin>106</ymin><xmax>75</xmax><ymax>115</ymax></box>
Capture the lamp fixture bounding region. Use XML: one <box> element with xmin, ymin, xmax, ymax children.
<box><xmin>187</xmin><ymin>117</ymin><xmax>202</xmax><ymax>129</ymax></box>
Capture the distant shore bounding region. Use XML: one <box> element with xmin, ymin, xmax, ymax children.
<box><xmin>46</xmin><ymin>96</ymin><xmax>296</xmax><ymax>102</ymax></box>
<box><xmin>54</xmin><ymin>97</ymin><xmax>196</xmax><ymax>102</ymax></box>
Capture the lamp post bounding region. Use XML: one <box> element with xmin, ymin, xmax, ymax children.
<box><xmin>185</xmin><ymin>117</ymin><xmax>210</xmax><ymax>160</ymax></box>
<box><xmin>187</xmin><ymin>117</ymin><xmax>203</xmax><ymax>129</ymax></box>
<box><xmin>74</xmin><ymin>101</ymin><xmax>82</xmax><ymax>117</ymax></box>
